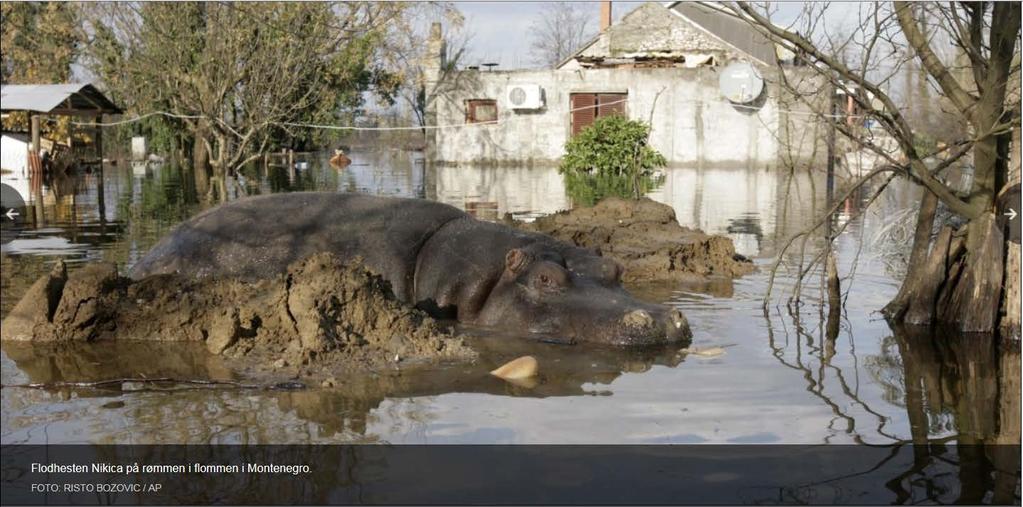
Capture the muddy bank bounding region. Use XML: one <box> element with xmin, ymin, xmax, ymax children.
<box><xmin>512</xmin><ymin>197</ymin><xmax>754</xmax><ymax>283</ymax></box>
<box><xmin>1</xmin><ymin>253</ymin><xmax>475</xmax><ymax>377</ymax></box>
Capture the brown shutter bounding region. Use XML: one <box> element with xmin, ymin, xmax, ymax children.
<box><xmin>598</xmin><ymin>93</ymin><xmax>626</xmax><ymax>117</ymax></box>
<box><xmin>571</xmin><ymin>93</ymin><xmax>597</xmax><ymax>136</ymax></box>
<box><xmin>466</xmin><ymin>99</ymin><xmax>497</xmax><ymax>124</ymax></box>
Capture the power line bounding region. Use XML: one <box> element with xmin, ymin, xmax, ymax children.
<box><xmin>70</xmin><ymin>96</ymin><xmax>865</xmax><ymax>133</ymax></box>
<box><xmin>68</xmin><ymin>111</ymin><xmax>205</xmax><ymax>127</ymax></box>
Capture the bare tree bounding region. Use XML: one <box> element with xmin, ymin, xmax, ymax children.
<box><xmin>726</xmin><ymin>2</ymin><xmax>1020</xmax><ymax>338</ymax></box>
<box><xmin>528</xmin><ymin>2</ymin><xmax>594</xmax><ymax>68</ymax></box>
<box><xmin>386</xmin><ymin>6</ymin><xmax>473</xmax><ymax>129</ymax></box>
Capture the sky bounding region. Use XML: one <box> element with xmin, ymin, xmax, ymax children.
<box><xmin>455</xmin><ymin>1</ymin><xmax>634</xmax><ymax>69</ymax></box>
<box><xmin>448</xmin><ymin>1</ymin><xmax>850</xmax><ymax>69</ymax></box>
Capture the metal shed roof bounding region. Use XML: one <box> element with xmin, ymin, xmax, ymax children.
<box><xmin>557</xmin><ymin>1</ymin><xmax>779</xmax><ymax>69</ymax></box>
<box><xmin>666</xmin><ymin>2</ymin><xmax>777</xmax><ymax>66</ymax></box>
<box><xmin>0</xmin><ymin>83</ymin><xmax>122</xmax><ymax>114</ymax></box>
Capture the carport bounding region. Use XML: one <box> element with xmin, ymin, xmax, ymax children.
<box><xmin>0</xmin><ymin>83</ymin><xmax>122</xmax><ymax>162</ymax></box>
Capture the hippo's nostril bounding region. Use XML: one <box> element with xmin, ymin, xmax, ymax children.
<box><xmin>623</xmin><ymin>309</ymin><xmax>654</xmax><ymax>328</ymax></box>
<box><xmin>669</xmin><ymin>308</ymin><xmax>684</xmax><ymax>329</ymax></box>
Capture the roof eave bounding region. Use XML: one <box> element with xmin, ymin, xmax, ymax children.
<box><xmin>555</xmin><ymin>33</ymin><xmax>603</xmax><ymax>70</ymax></box>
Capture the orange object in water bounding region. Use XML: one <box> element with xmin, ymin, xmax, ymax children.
<box><xmin>329</xmin><ymin>149</ymin><xmax>351</xmax><ymax>168</ymax></box>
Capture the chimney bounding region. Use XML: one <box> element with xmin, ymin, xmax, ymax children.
<box><xmin>427</xmin><ymin>22</ymin><xmax>446</xmax><ymax>68</ymax></box>
<box><xmin>600</xmin><ymin>1</ymin><xmax>612</xmax><ymax>32</ymax></box>
<box><xmin>423</xmin><ymin>22</ymin><xmax>446</xmax><ymax>83</ymax></box>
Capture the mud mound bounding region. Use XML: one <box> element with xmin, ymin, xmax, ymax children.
<box><xmin>1</xmin><ymin>254</ymin><xmax>475</xmax><ymax>375</ymax></box>
<box><xmin>515</xmin><ymin>197</ymin><xmax>754</xmax><ymax>283</ymax></box>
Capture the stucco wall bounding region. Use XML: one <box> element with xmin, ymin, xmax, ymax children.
<box><xmin>430</xmin><ymin>66</ymin><xmax>781</xmax><ymax>167</ymax></box>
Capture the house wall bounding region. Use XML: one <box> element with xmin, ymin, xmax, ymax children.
<box><xmin>1</xmin><ymin>133</ymin><xmax>29</xmax><ymax>173</ymax></box>
<box><xmin>430</xmin><ymin>66</ymin><xmax>782</xmax><ymax>167</ymax></box>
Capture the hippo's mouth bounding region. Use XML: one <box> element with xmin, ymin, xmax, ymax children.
<box><xmin>523</xmin><ymin>306</ymin><xmax>691</xmax><ymax>347</ymax></box>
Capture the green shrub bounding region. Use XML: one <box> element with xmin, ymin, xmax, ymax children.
<box><xmin>559</xmin><ymin>115</ymin><xmax>667</xmax><ymax>206</ymax></box>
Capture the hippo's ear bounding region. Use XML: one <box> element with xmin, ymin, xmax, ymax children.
<box><xmin>612</xmin><ymin>260</ymin><xmax>625</xmax><ymax>281</ymax></box>
<box><xmin>505</xmin><ymin>248</ymin><xmax>530</xmax><ymax>274</ymax></box>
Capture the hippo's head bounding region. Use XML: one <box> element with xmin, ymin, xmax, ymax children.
<box><xmin>475</xmin><ymin>245</ymin><xmax>692</xmax><ymax>346</ymax></box>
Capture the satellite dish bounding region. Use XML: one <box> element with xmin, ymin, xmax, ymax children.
<box><xmin>718</xmin><ymin>62</ymin><xmax>764</xmax><ymax>104</ymax></box>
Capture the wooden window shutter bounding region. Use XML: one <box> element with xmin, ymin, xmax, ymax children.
<box><xmin>466</xmin><ymin>99</ymin><xmax>497</xmax><ymax>124</ymax></box>
<box><xmin>571</xmin><ymin>93</ymin><xmax>597</xmax><ymax>136</ymax></box>
<box><xmin>598</xmin><ymin>93</ymin><xmax>626</xmax><ymax>117</ymax></box>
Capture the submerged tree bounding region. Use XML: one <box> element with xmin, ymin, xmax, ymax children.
<box><xmin>560</xmin><ymin>115</ymin><xmax>666</xmax><ymax>206</ymax></box>
<box><xmin>727</xmin><ymin>2</ymin><xmax>1020</xmax><ymax>338</ymax></box>
<box><xmin>80</xmin><ymin>2</ymin><xmax>410</xmax><ymax>182</ymax></box>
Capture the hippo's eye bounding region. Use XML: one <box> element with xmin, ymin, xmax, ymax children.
<box><xmin>531</xmin><ymin>263</ymin><xmax>569</xmax><ymax>290</ymax></box>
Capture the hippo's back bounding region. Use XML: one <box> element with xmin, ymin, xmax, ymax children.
<box><xmin>129</xmin><ymin>193</ymin><xmax>467</xmax><ymax>299</ymax></box>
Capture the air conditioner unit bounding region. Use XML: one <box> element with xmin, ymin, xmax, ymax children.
<box><xmin>506</xmin><ymin>84</ymin><xmax>545</xmax><ymax>110</ymax></box>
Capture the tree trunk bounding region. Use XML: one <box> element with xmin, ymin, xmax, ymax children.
<box><xmin>886</xmin><ymin>208</ymin><xmax>1006</xmax><ymax>334</ymax></box>
<box><xmin>1000</xmin><ymin>125</ymin><xmax>1020</xmax><ymax>342</ymax></box>
<box><xmin>883</xmin><ymin>188</ymin><xmax>938</xmax><ymax>319</ymax></box>
<box><xmin>191</xmin><ymin>134</ymin><xmax>210</xmax><ymax>198</ymax></box>
<box><xmin>940</xmin><ymin>213</ymin><xmax>1004</xmax><ymax>332</ymax></box>
<box><xmin>902</xmin><ymin>226</ymin><xmax>958</xmax><ymax>325</ymax></box>
<box><xmin>969</xmin><ymin>119</ymin><xmax>1000</xmax><ymax>213</ymax></box>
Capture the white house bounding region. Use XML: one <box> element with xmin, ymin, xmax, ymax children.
<box><xmin>426</xmin><ymin>2</ymin><xmax>812</xmax><ymax>167</ymax></box>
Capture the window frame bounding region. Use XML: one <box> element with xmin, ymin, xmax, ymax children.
<box><xmin>465</xmin><ymin>99</ymin><xmax>498</xmax><ymax>124</ymax></box>
<box><xmin>569</xmin><ymin>92</ymin><xmax>627</xmax><ymax>136</ymax></box>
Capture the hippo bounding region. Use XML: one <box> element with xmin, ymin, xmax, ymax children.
<box><xmin>130</xmin><ymin>193</ymin><xmax>691</xmax><ymax>346</ymax></box>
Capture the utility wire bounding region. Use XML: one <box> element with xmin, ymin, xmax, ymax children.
<box><xmin>70</xmin><ymin>96</ymin><xmax>867</xmax><ymax>132</ymax></box>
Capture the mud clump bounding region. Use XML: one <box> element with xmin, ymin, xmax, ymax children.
<box><xmin>514</xmin><ymin>197</ymin><xmax>754</xmax><ymax>283</ymax></box>
<box><xmin>1</xmin><ymin>254</ymin><xmax>475</xmax><ymax>375</ymax></box>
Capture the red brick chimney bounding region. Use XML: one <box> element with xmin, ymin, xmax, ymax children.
<box><xmin>600</xmin><ymin>1</ymin><xmax>612</xmax><ymax>31</ymax></box>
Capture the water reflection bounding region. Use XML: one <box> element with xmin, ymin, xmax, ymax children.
<box><xmin>2</xmin><ymin>323</ymin><xmax>1017</xmax><ymax>501</ymax></box>
<box><xmin>876</xmin><ymin>326</ymin><xmax>1019</xmax><ymax>504</ymax></box>
<box><xmin>0</xmin><ymin>149</ymin><xmax>1019</xmax><ymax>500</ymax></box>
<box><xmin>15</xmin><ymin>322</ymin><xmax>1012</xmax><ymax>445</ymax></box>
<box><xmin>433</xmin><ymin>165</ymin><xmax>570</xmax><ymax>221</ymax></box>
<box><xmin>650</xmin><ymin>168</ymin><xmax>769</xmax><ymax>257</ymax></box>
<box><xmin>0</xmin><ymin>336</ymin><xmax>686</xmax><ymax>443</ymax></box>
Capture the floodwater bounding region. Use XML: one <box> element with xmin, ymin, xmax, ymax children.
<box><xmin>1</xmin><ymin>150</ymin><xmax>1019</xmax><ymax>502</ymax></box>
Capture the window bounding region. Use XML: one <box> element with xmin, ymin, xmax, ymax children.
<box><xmin>466</xmin><ymin>99</ymin><xmax>498</xmax><ymax>124</ymax></box>
<box><xmin>570</xmin><ymin>93</ymin><xmax>626</xmax><ymax>136</ymax></box>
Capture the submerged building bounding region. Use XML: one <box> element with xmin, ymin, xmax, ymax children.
<box><xmin>426</xmin><ymin>1</ymin><xmax>814</xmax><ymax>167</ymax></box>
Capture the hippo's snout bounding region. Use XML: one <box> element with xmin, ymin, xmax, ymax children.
<box><xmin>623</xmin><ymin>309</ymin><xmax>655</xmax><ymax>328</ymax></box>
<box><xmin>618</xmin><ymin>306</ymin><xmax>691</xmax><ymax>345</ymax></box>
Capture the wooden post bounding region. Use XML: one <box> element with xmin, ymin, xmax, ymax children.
<box><xmin>288</xmin><ymin>149</ymin><xmax>295</xmax><ymax>182</ymax></box>
<box><xmin>94</xmin><ymin>115</ymin><xmax>104</xmax><ymax>163</ymax></box>
<box><xmin>825</xmin><ymin>83</ymin><xmax>841</xmax><ymax>316</ymax></box>
<box><xmin>826</xmin><ymin>88</ymin><xmax>837</xmax><ymax>206</ymax></box>
<box><xmin>95</xmin><ymin>115</ymin><xmax>106</xmax><ymax>221</ymax></box>
<box><xmin>28</xmin><ymin>114</ymin><xmax>44</xmax><ymax>224</ymax></box>
<box><xmin>30</xmin><ymin>115</ymin><xmax>41</xmax><ymax>157</ymax></box>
